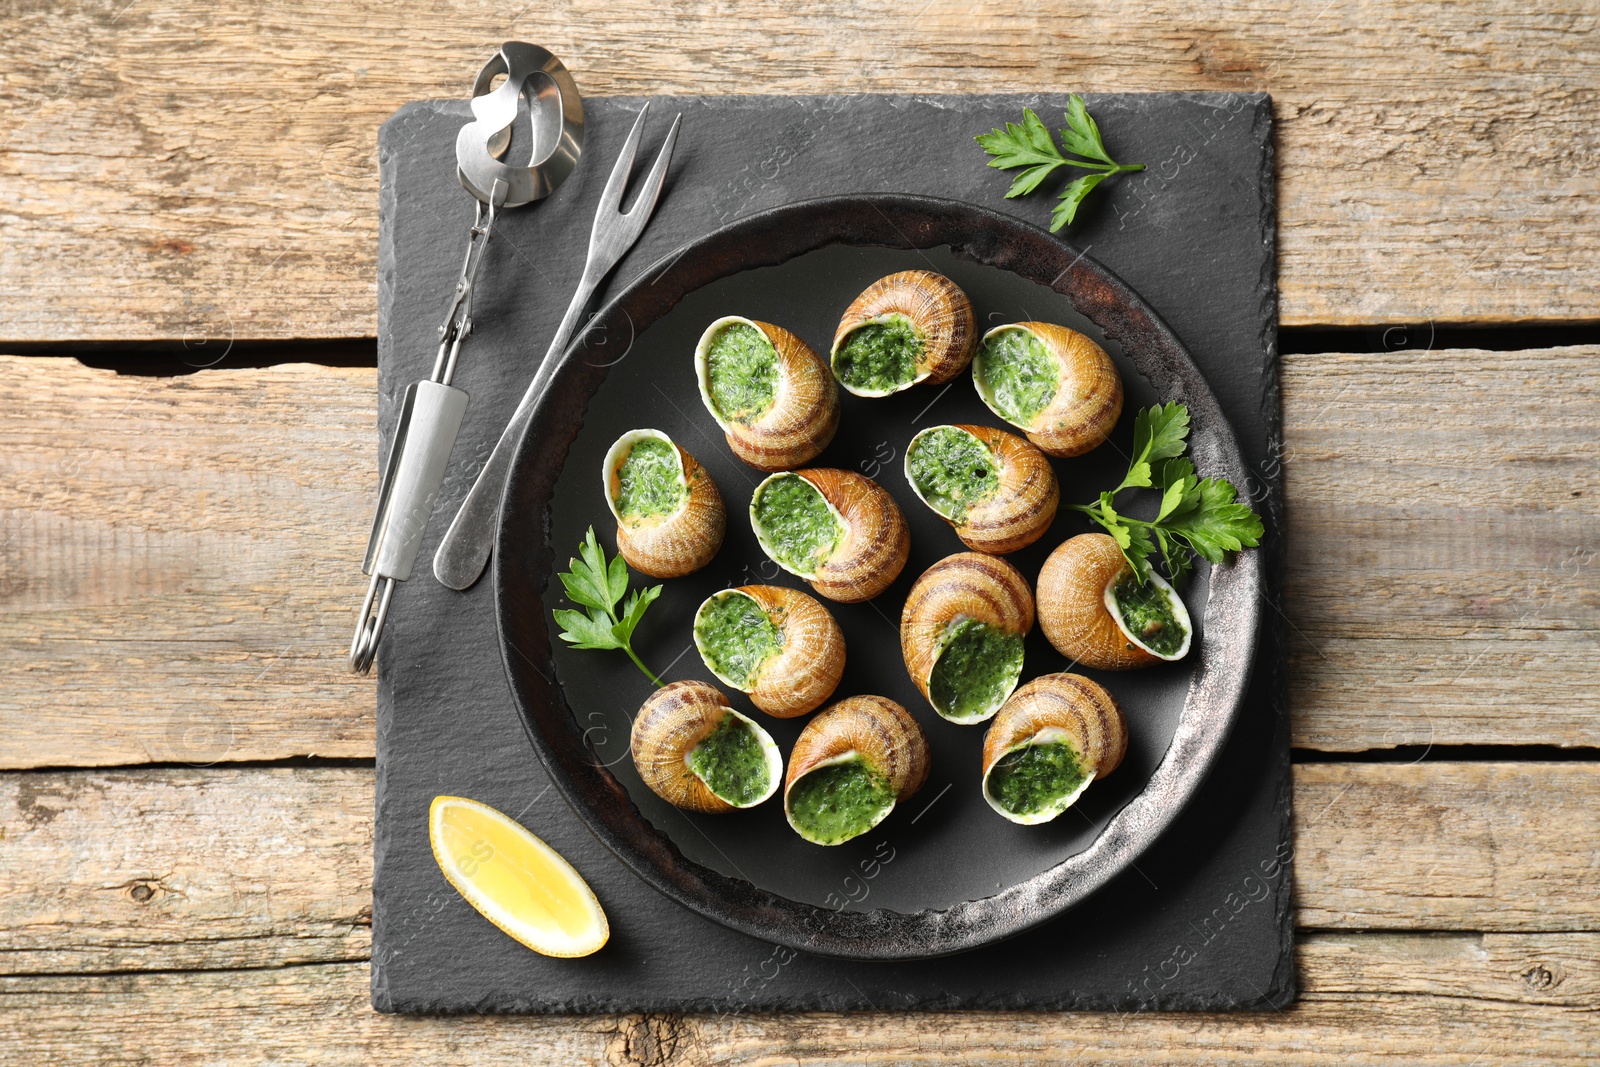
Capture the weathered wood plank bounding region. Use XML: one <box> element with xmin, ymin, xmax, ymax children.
<box><xmin>2</xmin><ymin>764</ymin><xmax>1595</xmax><ymax>976</ymax></box>
<box><xmin>1293</xmin><ymin>763</ymin><xmax>1600</xmax><ymax>932</ymax></box>
<box><xmin>4</xmin><ymin>350</ymin><xmax>1596</xmax><ymax>764</ymax></box>
<box><xmin>0</xmin><ymin>358</ymin><xmax>377</xmax><ymax>767</ymax></box>
<box><xmin>2</xmin><ymin>1</ymin><xmax>1597</xmax><ymax>340</ymax></box>
<box><xmin>1283</xmin><ymin>349</ymin><xmax>1600</xmax><ymax>750</ymax></box>
<box><xmin>0</xmin><ymin>768</ymin><xmax>371</xmax><ymax>975</ymax></box>
<box><xmin>2</xmin><ymin>931</ymin><xmax>1596</xmax><ymax>1065</ymax></box>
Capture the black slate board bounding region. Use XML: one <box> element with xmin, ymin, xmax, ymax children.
<box><xmin>372</xmin><ymin>91</ymin><xmax>1291</xmax><ymax>1013</ymax></box>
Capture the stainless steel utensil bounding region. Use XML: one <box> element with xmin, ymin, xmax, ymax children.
<box><xmin>349</xmin><ymin>42</ymin><xmax>585</xmax><ymax>675</ymax></box>
<box><xmin>431</xmin><ymin>102</ymin><xmax>682</xmax><ymax>592</ymax></box>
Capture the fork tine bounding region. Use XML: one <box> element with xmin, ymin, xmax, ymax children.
<box><xmin>595</xmin><ymin>101</ymin><xmax>651</xmax><ymax>215</ymax></box>
<box><xmin>621</xmin><ymin>112</ymin><xmax>681</xmax><ymax>223</ymax></box>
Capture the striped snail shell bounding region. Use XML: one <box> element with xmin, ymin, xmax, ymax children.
<box><xmin>904</xmin><ymin>423</ymin><xmax>1059</xmax><ymax>555</ymax></box>
<box><xmin>829</xmin><ymin>270</ymin><xmax>977</xmax><ymax>397</ymax></box>
<box><xmin>900</xmin><ymin>553</ymin><xmax>1035</xmax><ymax>725</ymax></box>
<box><xmin>1035</xmin><ymin>533</ymin><xmax>1194</xmax><ymax>670</ymax></box>
<box><xmin>783</xmin><ymin>695</ymin><xmax>930</xmax><ymax>845</ymax></box>
<box><xmin>973</xmin><ymin>322</ymin><xmax>1123</xmax><ymax>458</ymax></box>
<box><xmin>695</xmin><ymin>316</ymin><xmax>839</xmax><ymax>471</ymax></box>
<box><xmin>749</xmin><ymin>469</ymin><xmax>910</xmax><ymax>603</ymax></box>
<box><xmin>692</xmin><ymin>585</ymin><xmax>845</xmax><ymax>718</ymax></box>
<box><xmin>630</xmin><ymin>681</ymin><xmax>784</xmax><ymax>814</ymax></box>
<box><xmin>981</xmin><ymin>673</ymin><xmax>1128</xmax><ymax>825</ymax></box>
<box><xmin>602</xmin><ymin>429</ymin><xmax>725</xmax><ymax>578</ymax></box>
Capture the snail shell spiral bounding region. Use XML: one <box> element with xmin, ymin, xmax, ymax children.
<box><xmin>900</xmin><ymin>552</ymin><xmax>1035</xmax><ymax>724</ymax></box>
<box><xmin>693</xmin><ymin>585</ymin><xmax>845</xmax><ymax>718</ymax></box>
<box><xmin>784</xmin><ymin>695</ymin><xmax>930</xmax><ymax>845</ymax></box>
<box><xmin>603</xmin><ymin>429</ymin><xmax>725</xmax><ymax>578</ymax></box>
<box><xmin>904</xmin><ymin>424</ymin><xmax>1059</xmax><ymax>555</ymax></box>
<box><xmin>1035</xmin><ymin>533</ymin><xmax>1194</xmax><ymax>670</ymax></box>
<box><xmin>630</xmin><ymin>681</ymin><xmax>784</xmax><ymax>813</ymax></box>
<box><xmin>980</xmin><ymin>673</ymin><xmax>1128</xmax><ymax>825</ymax></box>
<box><xmin>695</xmin><ymin>316</ymin><xmax>839</xmax><ymax>471</ymax></box>
<box><xmin>974</xmin><ymin>322</ymin><xmax>1123</xmax><ymax>458</ymax></box>
<box><xmin>750</xmin><ymin>469</ymin><xmax>910</xmax><ymax>603</ymax></box>
<box><xmin>830</xmin><ymin>270</ymin><xmax>977</xmax><ymax>397</ymax></box>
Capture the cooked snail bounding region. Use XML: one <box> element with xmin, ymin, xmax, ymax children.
<box><xmin>602</xmin><ymin>429</ymin><xmax>725</xmax><ymax>578</ymax></box>
<box><xmin>981</xmin><ymin>673</ymin><xmax>1128</xmax><ymax>825</ymax></box>
<box><xmin>900</xmin><ymin>553</ymin><xmax>1035</xmax><ymax>725</ymax></box>
<box><xmin>695</xmin><ymin>316</ymin><xmax>839</xmax><ymax>471</ymax></box>
<box><xmin>692</xmin><ymin>585</ymin><xmax>845</xmax><ymax>718</ymax></box>
<box><xmin>784</xmin><ymin>695</ymin><xmax>930</xmax><ymax>845</ymax></box>
<box><xmin>972</xmin><ymin>322</ymin><xmax>1123</xmax><ymax>458</ymax></box>
<box><xmin>630</xmin><ymin>681</ymin><xmax>784</xmax><ymax>813</ymax></box>
<box><xmin>829</xmin><ymin>270</ymin><xmax>976</xmax><ymax>397</ymax></box>
<box><xmin>749</xmin><ymin>469</ymin><xmax>909</xmax><ymax>603</ymax></box>
<box><xmin>904</xmin><ymin>424</ymin><xmax>1059</xmax><ymax>554</ymax></box>
<box><xmin>1036</xmin><ymin>533</ymin><xmax>1194</xmax><ymax>670</ymax></box>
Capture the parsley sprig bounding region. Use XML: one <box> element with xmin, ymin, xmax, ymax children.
<box><xmin>1070</xmin><ymin>403</ymin><xmax>1264</xmax><ymax>585</ymax></box>
<box><xmin>976</xmin><ymin>98</ymin><xmax>1144</xmax><ymax>232</ymax></box>
<box><xmin>552</xmin><ymin>527</ymin><xmax>664</xmax><ymax>686</ymax></box>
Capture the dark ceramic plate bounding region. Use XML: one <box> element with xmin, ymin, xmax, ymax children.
<box><xmin>494</xmin><ymin>194</ymin><xmax>1260</xmax><ymax>961</ymax></box>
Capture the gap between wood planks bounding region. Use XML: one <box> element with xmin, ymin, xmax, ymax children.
<box><xmin>4</xmin><ymin>324</ymin><xmax>1600</xmax><ymax>376</ymax></box>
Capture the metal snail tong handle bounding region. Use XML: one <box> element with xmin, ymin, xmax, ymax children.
<box><xmin>348</xmin><ymin>43</ymin><xmax>586</xmax><ymax>675</ymax></box>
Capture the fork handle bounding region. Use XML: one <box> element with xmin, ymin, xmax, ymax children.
<box><xmin>431</xmin><ymin>263</ymin><xmax>603</xmax><ymax>591</ymax></box>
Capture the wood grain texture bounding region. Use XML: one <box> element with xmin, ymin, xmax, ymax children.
<box><xmin>0</xmin><ymin>358</ymin><xmax>377</xmax><ymax>767</ymax></box>
<box><xmin>4</xmin><ymin>349</ymin><xmax>1597</xmax><ymax>765</ymax></box>
<box><xmin>2</xmin><ymin>932</ymin><xmax>1597</xmax><ymax>1065</ymax></box>
<box><xmin>2</xmin><ymin>0</ymin><xmax>1597</xmax><ymax>341</ymax></box>
<box><xmin>1293</xmin><ymin>763</ymin><xmax>1600</xmax><ymax>932</ymax></box>
<box><xmin>1283</xmin><ymin>348</ymin><xmax>1600</xmax><ymax>750</ymax></box>
<box><xmin>2</xmin><ymin>764</ymin><xmax>1596</xmax><ymax>976</ymax></box>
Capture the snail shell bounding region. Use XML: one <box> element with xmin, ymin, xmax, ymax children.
<box><xmin>695</xmin><ymin>316</ymin><xmax>839</xmax><ymax>471</ymax></box>
<box><xmin>973</xmin><ymin>322</ymin><xmax>1123</xmax><ymax>458</ymax></box>
<box><xmin>829</xmin><ymin>270</ymin><xmax>977</xmax><ymax>397</ymax></box>
<box><xmin>603</xmin><ymin>429</ymin><xmax>725</xmax><ymax>578</ymax></box>
<box><xmin>980</xmin><ymin>673</ymin><xmax>1128</xmax><ymax>825</ymax></box>
<box><xmin>904</xmin><ymin>424</ymin><xmax>1059</xmax><ymax>554</ymax></box>
<box><xmin>1036</xmin><ymin>533</ymin><xmax>1194</xmax><ymax>670</ymax></box>
<box><xmin>692</xmin><ymin>585</ymin><xmax>845</xmax><ymax>718</ymax></box>
<box><xmin>784</xmin><ymin>695</ymin><xmax>930</xmax><ymax>845</ymax></box>
<box><xmin>900</xmin><ymin>553</ymin><xmax>1035</xmax><ymax>724</ymax></box>
<box><xmin>750</xmin><ymin>469</ymin><xmax>910</xmax><ymax>603</ymax></box>
<box><xmin>630</xmin><ymin>681</ymin><xmax>784</xmax><ymax>814</ymax></box>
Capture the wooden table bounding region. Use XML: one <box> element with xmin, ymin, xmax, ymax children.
<box><xmin>3</xmin><ymin>3</ymin><xmax>1597</xmax><ymax>1062</ymax></box>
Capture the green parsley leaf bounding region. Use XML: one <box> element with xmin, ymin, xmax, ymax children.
<box><xmin>553</xmin><ymin>527</ymin><xmax>665</xmax><ymax>687</ymax></box>
<box><xmin>613</xmin><ymin>583</ymin><xmax>662</xmax><ymax>646</ymax></box>
<box><xmin>1138</xmin><ymin>402</ymin><xmax>1190</xmax><ymax>462</ymax></box>
<box><xmin>553</xmin><ymin>607</ymin><xmax>624</xmax><ymax>651</ymax></box>
<box><xmin>976</xmin><ymin>108</ymin><xmax>1066</xmax><ymax>172</ymax></box>
<box><xmin>1059</xmin><ymin>94</ymin><xmax>1114</xmax><ymax>166</ymax></box>
<box><xmin>1051</xmin><ymin>171</ymin><xmax>1112</xmax><ymax>230</ymax></box>
<box><xmin>976</xmin><ymin>95</ymin><xmax>1144</xmax><ymax>232</ymax></box>
<box><xmin>1068</xmin><ymin>403</ymin><xmax>1264</xmax><ymax>584</ymax></box>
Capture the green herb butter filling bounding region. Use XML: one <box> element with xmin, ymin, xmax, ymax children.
<box><xmin>686</xmin><ymin>715</ymin><xmax>771</xmax><ymax>807</ymax></box>
<box><xmin>1112</xmin><ymin>574</ymin><xmax>1188</xmax><ymax>657</ymax></box>
<box><xmin>927</xmin><ymin>618</ymin><xmax>1026</xmax><ymax>722</ymax></box>
<box><xmin>987</xmin><ymin>742</ymin><xmax>1087</xmax><ymax>817</ymax></box>
<box><xmin>612</xmin><ymin>437</ymin><xmax>684</xmax><ymax>520</ymax></box>
<box><xmin>706</xmin><ymin>321</ymin><xmax>780</xmax><ymax>425</ymax></box>
<box><xmin>976</xmin><ymin>327</ymin><xmax>1060</xmax><ymax>425</ymax></box>
<box><xmin>694</xmin><ymin>593</ymin><xmax>784</xmax><ymax>690</ymax></box>
<box><xmin>832</xmin><ymin>314</ymin><xmax>923</xmax><ymax>394</ymax></box>
<box><xmin>786</xmin><ymin>757</ymin><xmax>896</xmax><ymax>844</ymax></box>
<box><xmin>906</xmin><ymin>426</ymin><xmax>1000</xmax><ymax>523</ymax></box>
<box><xmin>750</xmin><ymin>474</ymin><xmax>844</xmax><ymax>577</ymax></box>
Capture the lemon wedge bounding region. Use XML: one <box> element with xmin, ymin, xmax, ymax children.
<box><xmin>428</xmin><ymin>795</ymin><xmax>609</xmax><ymax>958</ymax></box>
